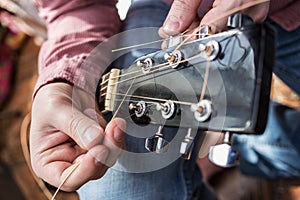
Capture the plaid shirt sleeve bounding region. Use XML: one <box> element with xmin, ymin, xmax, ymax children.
<box><xmin>33</xmin><ymin>0</ymin><xmax>121</xmax><ymax>97</ymax></box>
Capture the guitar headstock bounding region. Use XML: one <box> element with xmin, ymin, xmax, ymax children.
<box><xmin>98</xmin><ymin>14</ymin><xmax>275</xmax><ymax>159</ymax></box>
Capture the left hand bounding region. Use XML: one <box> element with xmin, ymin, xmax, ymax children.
<box><xmin>159</xmin><ymin>0</ymin><xmax>270</xmax><ymax>37</ymax></box>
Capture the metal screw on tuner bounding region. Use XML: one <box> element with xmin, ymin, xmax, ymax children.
<box><xmin>208</xmin><ymin>131</ymin><xmax>239</xmax><ymax>168</ymax></box>
<box><xmin>145</xmin><ymin>126</ymin><xmax>169</xmax><ymax>153</ymax></box>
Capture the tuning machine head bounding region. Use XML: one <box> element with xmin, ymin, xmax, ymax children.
<box><xmin>191</xmin><ymin>99</ymin><xmax>212</xmax><ymax>122</ymax></box>
<box><xmin>164</xmin><ymin>50</ymin><xmax>183</xmax><ymax>69</ymax></box>
<box><xmin>198</xmin><ymin>40</ymin><xmax>220</xmax><ymax>61</ymax></box>
<box><xmin>156</xmin><ymin>100</ymin><xmax>176</xmax><ymax>120</ymax></box>
<box><xmin>137</xmin><ymin>58</ymin><xmax>154</xmax><ymax>74</ymax></box>
<box><xmin>145</xmin><ymin>126</ymin><xmax>169</xmax><ymax>153</ymax></box>
<box><xmin>129</xmin><ymin>101</ymin><xmax>147</xmax><ymax>118</ymax></box>
<box><xmin>208</xmin><ymin>132</ymin><xmax>239</xmax><ymax>168</ymax></box>
<box><xmin>180</xmin><ymin>128</ymin><xmax>195</xmax><ymax>160</ymax></box>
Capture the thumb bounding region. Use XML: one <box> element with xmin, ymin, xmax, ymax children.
<box><xmin>59</xmin><ymin>106</ymin><xmax>105</xmax><ymax>150</ymax></box>
<box><xmin>161</xmin><ymin>0</ymin><xmax>202</xmax><ymax>36</ymax></box>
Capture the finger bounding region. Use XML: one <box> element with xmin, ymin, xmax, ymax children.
<box><xmin>200</xmin><ymin>1</ymin><xmax>270</xmax><ymax>34</ymax></box>
<box><xmin>160</xmin><ymin>17</ymin><xmax>200</xmax><ymax>49</ymax></box>
<box><xmin>243</xmin><ymin>2</ymin><xmax>269</xmax><ymax>23</ymax></box>
<box><xmin>32</xmin><ymin>83</ymin><xmax>105</xmax><ymax>150</ymax></box>
<box><xmin>160</xmin><ymin>0</ymin><xmax>202</xmax><ymax>36</ymax></box>
<box><xmin>43</xmin><ymin>145</ymin><xmax>110</xmax><ymax>191</ymax></box>
<box><xmin>200</xmin><ymin>5</ymin><xmax>228</xmax><ymax>33</ymax></box>
<box><xmin>102</xmin><ymin>118</ymin><xmax>126</xmax><ymax>167</ymax></box>
<box><xmin>58</xmin><ymin>106</ymin><xmax>105</xmax><ymax>150</ymax></box>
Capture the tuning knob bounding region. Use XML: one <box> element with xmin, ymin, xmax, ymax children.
<box><xmin>208</xmin><ymin>132</ymin><xmax>238</xmax><ymax>168</ymax></box>
<box><xmin>145</xmin><ymin>126</ymin><xmax>169</xmax><ymax>153</ymax></box>
<box><xmin>180</xmin><ymin>128</ymin><xmax>194</xmax><ymax>160</ymax></box>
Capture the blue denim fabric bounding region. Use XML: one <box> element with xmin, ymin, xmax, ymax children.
<box><xmin>232</xmin><ymin>20</ymin><xmax>300</xmax><ymax>179</ymax></box>
<box><xmin>78</xmin><ymin>1</ymin><xmax>216</xmax><ymax>199</ymax></box>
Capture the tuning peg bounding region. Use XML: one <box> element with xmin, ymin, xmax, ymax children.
<box><xmin>164</xmin><ymin>50</ymin><xmax>183</xmax><ymax>69</ymax></box>
<box><xmin>145</xmin><ymin>126</ymin><xmax>169</xmax><ymax>153</ymax></box>
<box><xmin>156</xmin><ymin>100</ymin><xmax>176</xmax><ymax>120</ymax></box>
<box><xmin>191</xmin><ymin>99</ymin><xmax>212</xmax><ymax>122</ymax></box>
<box><xmin>180</xmin><ymin>128</ymin><xmax>194</xmax><ymax>160</ymax></box>
<box><xmin>129</xmin><ymin>101</ymin><xmax>147</xmax><ymax>118</ymax></box>
<box><xmin>198</xmin><ymin>24</ymin><xmax>212</xmax><ymax>38</ymax></box>
<box><xmin>208</xmin><ymin>132</ymin><xmax>238</xmax><ymax>168</ymax></box>
<box><xmin>137</xmin><ymin>58</ymin><xmax>153</xmax><ymax>74</ymax></box>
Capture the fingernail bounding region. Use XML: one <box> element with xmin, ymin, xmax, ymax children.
<box><xmin>89</xmin><ymin>147</ymin><xmax>109</xmax><ymax>166</ymax></box>
<box><xmin>81</xmin><ymin>125</ymin><xmax>102</xmax><ymax>148</ymax></box>
<box><xmin>164</xmin><ymin>16</ymin><xmax>180</xmax><ymax>34</ymax></box>
<box><xmin>114</xmin><ymin>120</ymin><xmax>126</xmax><ymax>143</ymax></box>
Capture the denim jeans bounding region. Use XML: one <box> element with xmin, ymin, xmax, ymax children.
<box><xmin>232</xmin><ymin>20</ymin><xmax>300</xmax><ymax>178</ymax></box>
<box><xmin>78</xmin><ymin>1</ymin><xmax>216</xmax><ymax>199</ymax></box>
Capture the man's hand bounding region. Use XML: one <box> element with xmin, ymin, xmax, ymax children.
<box><xmin>159</xmin><ymin>0</ymin><xmax>270</xmax><ymax>37</ymax></box>
<box><xmin>30</xmin><ymin>83</ymin><xmax>125</xmax><ymax>191</ymax></box>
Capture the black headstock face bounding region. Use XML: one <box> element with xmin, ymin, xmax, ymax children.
<box><xmin>100</xmin><ymin>22</ymin><xmax>275</xmax><ymax>135</ymax></box>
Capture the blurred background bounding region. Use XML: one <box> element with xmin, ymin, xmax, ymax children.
<box><xmin>0</xmin><ymin>0</ymin><xmax>299</xmax><ymax>199</ymax></box>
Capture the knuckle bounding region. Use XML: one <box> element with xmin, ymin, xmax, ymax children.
<box><xmin>69</xmin><ymin>115</ymin><xmax>85</xmax><ymax>138</ymax></box>
<box><xmin>173</xmin><ymin>0</ymin><xmax>194</xmax><ymax>12</ymax></box>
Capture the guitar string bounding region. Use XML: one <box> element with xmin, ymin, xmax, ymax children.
<box><xmin>111</xmin><ymin>29</ymin><xmax>191</xmax><ymax>53</ymax></box>
<box><xmin>106</xmin><ymin>53</ymin><xmax>204</xmax><ymax>88</ymax></box>
<box><xmin>104</xmin><ymin>92</ymin><xmax>194</xmax><ymax>106</ymax></box>
<box><xmin>52</xmin><ymin>1</ymin><xmax>270</xmax><ymax>198</ymax></box>
<box><xmin>111</xmin><ymin>77</ymin><xmax>136</xmax><ymax>120</ymax></box>
<box><xmin>51</xmin><ymin>162</ymin><xmax>80</xmax><ymax>200</ymax></box>
<box><xmin>199</xmin><ymin>60</ymin><xmax>211</xmax><ymax>101</ymax></box>
<box><xmin>112</xmin><ymin>38</ymin><xmax>166</xmax><ymax>53</ymax></box>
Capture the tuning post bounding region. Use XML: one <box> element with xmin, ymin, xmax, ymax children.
<box><xmin>180</xmin><ymin>128</ymin><xmax>195</xmax><ymax>160</ymax></box>
<box><xmin>129</xmin><ymin>101</ymin><xmax>147</xmax><ymax>118</ymax></box>
<box><xmin>145</xmin><ymin>126</ymin><xmax>169</xmax><ymax>153</ymax></box>
<box><xmin>191</xmin><ymin>99</ymin><xmax>212</xmax><ymax>122</ymax></box>
<box><xmin>164</xmin><ymin>50</ymin><xmax>183</xmax><ymax>68</ymax></box>
<box><xmin>198</xmin><ymin>24</ymin><xmax>212</xmax><ymax>38</ymax></box>
<box><xmin>137</xmin><ymin>58</ymin><xmax>153</xmax><ymax>74</ymax></box>
<box><xmin>167</xmin><ymin>35</ymin><xmax>183</xmax><ymax>48</ymax></box>
<box><xmin>199</xmin><ymin>40</ymin><xmax>220</xmax><ymax>61</ymax></box>
<box><xmin>156</xmin><ymin>100</ymin><xmax>176</xmax><ymax>119</ymax></box>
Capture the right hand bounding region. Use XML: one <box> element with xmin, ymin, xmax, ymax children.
<box><xmin>30</xmin><ymin>82</ymin><xmax>125</xmax><ymax>191</ymax></box>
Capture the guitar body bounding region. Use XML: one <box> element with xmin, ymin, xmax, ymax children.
<box><xmin>100</xmin><ymin>21</ymin><xmax>275</xmax><ymax>135</ymax></box>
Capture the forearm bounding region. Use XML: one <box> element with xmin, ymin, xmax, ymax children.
<box><xmin>34</xmin><ymin>0</ymin><xmax>121</xmax><ymax>96</ymax></box>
